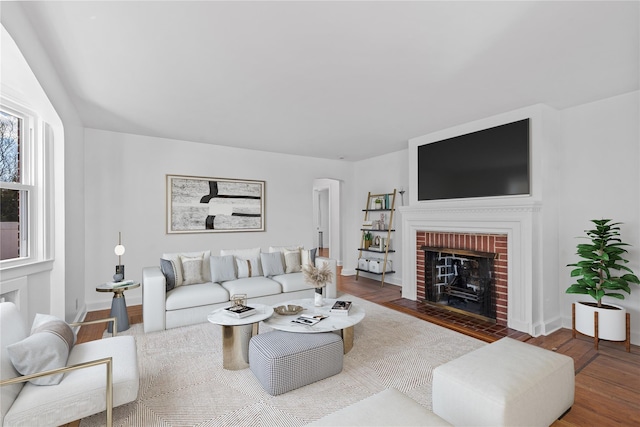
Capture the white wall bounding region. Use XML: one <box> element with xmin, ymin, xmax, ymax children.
<box><xmin>558</xmin><ymin>91</ymin><xmax>640</xmax><ymax>343</ymax></box>
<box><xmin>83</xmin><ymin>129</ymin><xmax>351</xmax><ymax>310</ymax></box>
<box><xmin>344</xmin><ymin>149</ymin><xmax>409</xmax><ymax>286</ymax></box>
<box><xmin>1</xmin><ymin>7</ymin><xmax>84</xmax><ymax>324</ymax></box>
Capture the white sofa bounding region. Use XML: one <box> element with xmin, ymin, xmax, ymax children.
<box><xmin>143</xmin><ymin>247</ymin><xmax>337</xmax><ymax>333</ymax></box>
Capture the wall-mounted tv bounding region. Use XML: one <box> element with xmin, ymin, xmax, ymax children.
<box><xmin>417</xmin><ymin>119</ymin><xmax>530</xmax><ymax>201</ymax></box>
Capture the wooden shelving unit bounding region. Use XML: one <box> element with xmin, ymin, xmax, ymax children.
<box><xmin>356</xmin><ymin>189</ymin><xmax>396</xmax><ymax>286</ymax></box>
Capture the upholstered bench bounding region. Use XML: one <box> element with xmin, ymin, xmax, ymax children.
<box><xmin>249</xmin><ymin>331</ymin><xmax>343</xmax><ymax>396</ymax></box>
<box><xmin>432</xmin><ymin>337</ymin><xmax>575</xmax><ymax>427</ymax></box>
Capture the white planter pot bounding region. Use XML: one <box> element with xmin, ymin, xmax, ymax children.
<box><xmin>574</xmin><ymin>301</ymin><xmax>627</xmax><ymax>341</ymax></box>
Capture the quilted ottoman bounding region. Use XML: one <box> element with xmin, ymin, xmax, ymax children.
<box><xmin>432</xmin><ymin>337</ymin><xmax>575</xmax><ymax>427</ymax></box>
<box><xmin>249</xmin><ymin>331</ymin><xmax>343</xmax><ymax>396</ymax></box>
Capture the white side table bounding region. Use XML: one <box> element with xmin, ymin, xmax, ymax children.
<box><xmin>207</xmin><ymin>304</ymin><xmax>274</xmax><ymax>370</ymax></box>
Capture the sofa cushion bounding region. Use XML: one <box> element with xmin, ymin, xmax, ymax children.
<box><xmin>160</xmin><ymin>258</ymin><xmax>178</xmax><ymax>291</ymax></box>
<box><xmin>270</xmin><ymin>272</ymin><xmax>314</xmax><ymax>293</ymax></box>
<box><xmin>221</xmin><ymin>277</ymin><xmax>282</xmax><ymax>299</ymax></box>
<box><xmin>180</xmin><ymin>254</ymin><xmax>205</xmax><ymax>286</ymax></box>
<box><xmin>162</xmin><ymin>250</ymin><xmax>212</xmax><ymax>286</ymax></box>
<box><xmin>7</xmin><ymin>314</ymin><xmax>76</xmax><ymax>386</ymax></box>
<box><xmin>210</xmin><ymin>255</ymin><xmax>237</xmax><ymax>283</ymax></box>
<box><xmin>165</xmin><ymin>282</ymin><xmax>230</xmax><ymax>311</ymax></box>
<box><xmin>236</xmin><ymin>257</ymin><xmax>263</xmax><ymax>278</ymax></box>
<box><xmin>220</xmin><ymin>247</ymin><xmax>261</xmax><ymax>260</ymax></box>
<box><xmin>260</xmin><ymin>252</ymin><xmax>285</xmax><ymax>277</ymax></box>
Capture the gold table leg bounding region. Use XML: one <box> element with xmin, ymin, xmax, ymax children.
<box><xmin>221</xmin><ymin>323</ymin><xmax>259</xmax><ymax>370</ymax></box>
<box><xmin>341</xmin><ymin>326</ymin><xmax>354</xmax><ymax>354</ymax></box>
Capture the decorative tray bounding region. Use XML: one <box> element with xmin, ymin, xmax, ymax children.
<box><xmin>274</xmin><ymin>305</ymin><xmax>304</xmax><ymax>315</ymax></box>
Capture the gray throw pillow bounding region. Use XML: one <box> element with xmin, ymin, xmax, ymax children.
<box><xmin>160</xmin><ymin>258</ymin><xmax>177</xmax><ymax>291</ymax></box>
<box><xmin>7</xmin><ymin>314</ymin><xmax>75</xmax><ymax>385</ymax></box>
<box><xmin>261</xmin><ymin>252</ymin><xmax>285</xmax><ymax>277</ymax></box>
<box><xmin>210</xmin><ymin>255</ymin><xmax>237</xmax><ymax>283</ymax></box>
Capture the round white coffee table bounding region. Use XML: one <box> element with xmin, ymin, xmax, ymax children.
<box><xmin>263</xmin><ymin>298</ymin><xmax>365</xmax><ymax>353</ymax></box>
<box><xmin>207</xmin><ymin>303</ymin><xmax>274</xmax><ymax>370</ymax></box>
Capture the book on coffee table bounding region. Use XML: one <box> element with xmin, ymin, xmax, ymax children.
<box><xmin>291</xmin><ymin>314</ymin><xmax>327</xmax><ymax>326</ymax></box>
<box><xmin>330</xmin><ymin>300</ymin><xmax>352</xmax><ymax>315</ymax></box>
<box><xmin>224</xmin><ymin>305</ymin><xmax>256</xmax><ymax>318</ymax></box>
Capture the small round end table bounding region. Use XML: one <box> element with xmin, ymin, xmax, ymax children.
<box><xmin>96</xmin><ymin>282</ymin><xmax>140</xmax><ymax>333</ymax></box>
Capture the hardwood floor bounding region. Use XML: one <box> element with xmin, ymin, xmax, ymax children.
<box><xmin>71</xmin><ymin>269</ymin><xmax>640</xmax><ymax>426</ymax></box>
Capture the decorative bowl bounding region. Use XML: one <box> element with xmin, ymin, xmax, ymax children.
<box><xmin>274</xmin><ymin>305</ymin><xmax>304</xmax><ymax>315</ymax></box>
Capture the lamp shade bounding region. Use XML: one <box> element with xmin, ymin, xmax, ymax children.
<box><xmin>114</xmin><ymin>245</ymin><xmax>126</xmax><ymax>256</ymax></box>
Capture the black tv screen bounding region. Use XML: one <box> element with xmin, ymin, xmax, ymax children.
<box><xmin>417</xmin><ymin>119</ymin><xmax>530</xmax><ymax>201</ymax></box>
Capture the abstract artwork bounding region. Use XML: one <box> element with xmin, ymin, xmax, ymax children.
<box><xmin>167</xmin><ymin>175</ymin><xmax>265</xmax><ymax>233</ymax></box>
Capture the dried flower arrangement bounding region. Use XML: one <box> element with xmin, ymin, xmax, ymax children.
<box><xmin>302</xmin><ymin>263</ymin><xmax>334</xmax><ymax>289</ymax></box>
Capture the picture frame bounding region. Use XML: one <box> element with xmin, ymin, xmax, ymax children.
<box><xmin>167</xmin><ymin>175</ymin><xmax>265</xmax><ymax>233</ymax></box>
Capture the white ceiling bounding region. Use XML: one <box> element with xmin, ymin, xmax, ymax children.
<box><xmin>15</xmin><ymin>1</ymin><xmax>640</xmax><ymax>161</ymax></box>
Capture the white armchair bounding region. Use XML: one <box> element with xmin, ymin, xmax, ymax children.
<box><xmin>0</xmin><ymin>302</ymin><xmax>139</xmax><ymax>426</ymax></box>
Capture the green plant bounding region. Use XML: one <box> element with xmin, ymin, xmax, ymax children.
<box><xmin>566</xmin><ymin>219</ymin><xmax>640</xmax><ymax>307</ymax></box>
<box><xmin>364</xmin><ymin>232</ymin><xmax>372</xmax><ymax>241</ymax></box>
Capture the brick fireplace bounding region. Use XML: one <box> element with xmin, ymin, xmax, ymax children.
<box><xmin>417</xmin><ymin>231</ymin><xmax>508</xmax><ymax>325</ymax></box>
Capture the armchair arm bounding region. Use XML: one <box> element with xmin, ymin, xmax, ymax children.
<box><xmin>0</xmin><ymin>357</ymin><xmax>114</xmax><ymax>427</ymax></box>
<box><xmin>70</xmin><ymin>316</ymin><xmax>118</xmax><ymax>338</ymax></box>
<box><xmin>142</xmin><ymin>266</ymin><xmax>167</xmax><ymax>333</ymax></box>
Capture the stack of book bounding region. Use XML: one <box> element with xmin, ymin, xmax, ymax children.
<box><xmin>330</xmin><ymin>300</ymin><xmax>352</xmax><ymax>315</ymax></box>
<box><xmin>103</xmin><ymin>280</ymin><xmax>136</xmax><ymax>289</ymax></box>
<box><xmin>224</xmin><ymin>305</ymin><xmax>256</xmax><ymax>318</ymax></box>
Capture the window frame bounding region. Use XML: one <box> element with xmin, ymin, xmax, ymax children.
<box><xmin>0</xmin><ymin>97</ymin><xmax>49</xmax><ymax>269</ymax></box>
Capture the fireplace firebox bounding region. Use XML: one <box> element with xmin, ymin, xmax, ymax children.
<box><xmin>422</xmin><ymin>247</ymin><xmax>497</xmax><ymax>321</ymax></box>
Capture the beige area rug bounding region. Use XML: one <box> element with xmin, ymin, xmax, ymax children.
<box><xmin>82</xmin><ymin>295</ymin><xmax>485</xmax><ymax>426</ymax></box>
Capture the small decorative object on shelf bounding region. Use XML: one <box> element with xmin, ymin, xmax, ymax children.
<box><xmin>303</xmin><ymin>263</ymin><xmax>334</xmax><ymax>307</ymax></box>
<box><xmin>330</xmin><ymin>300</ymin><xmax>352</xmax><ymax>315</ymax></box>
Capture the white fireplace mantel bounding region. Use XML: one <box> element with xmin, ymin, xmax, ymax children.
<box><xmin>399</xmin><ymin>199</ymin><xmax>561</xmax><ymax>336</ymax></box>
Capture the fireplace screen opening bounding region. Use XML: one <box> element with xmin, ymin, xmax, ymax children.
<box><xmin>423</xmin><ymin>247</ymin><xmax>496</xmax><ymax>321</ymax></box>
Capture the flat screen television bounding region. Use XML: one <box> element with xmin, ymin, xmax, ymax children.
<box><xmin>417</xmin><ymin>119</ymin><xmax>530</xmax><ymax>201</ymax></box>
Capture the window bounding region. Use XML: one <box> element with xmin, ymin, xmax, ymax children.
<box><xmin>0</xmin><ymin>105</ymin><xmax>36</xmax><ymax>263</ymax></box>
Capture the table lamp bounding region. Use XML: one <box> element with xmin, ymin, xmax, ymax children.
<box><xmin>113</xmin><ymin>232</ymin><xmax>126</xmax><ymax>282</ymax></box>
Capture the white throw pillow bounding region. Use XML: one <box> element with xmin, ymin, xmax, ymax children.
<box><xmin>7</xmin><ymin>314</ymin><xmax>76</xmax><ymax>385</ymax></box>
<box><xmin>236</xmin><ymin>257</ymin><xmax>263</xmax><ymax>278</ymax></box>
<box><xmin>162</xmin><ymin>250</ymin><xmax>211</xmax><ymax>286</ymax></box>
<box><xmin>284</xmin><ymin>249</ymin><xmax>302</xmax><ymax>273</ymax></box>
<box><xmin>180</xmin><ymin>254</ymin><xmax>205</xmax><ymax>286</ymax></box>
<box><xmin>301</xmin><ymin>248</ymin><xmax>318</xmax><ymax>267</ymax></box>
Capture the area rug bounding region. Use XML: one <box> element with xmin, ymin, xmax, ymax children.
<box><xmin>82</xmin><ymin>295</ymin><xmax>485</xmax><ymax>426</ymax></box>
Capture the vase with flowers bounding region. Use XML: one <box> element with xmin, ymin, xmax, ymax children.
<box><xmin>303</xmin><ymin>263</ymin><xmax>334</xmax><ymax>306</ymax></box>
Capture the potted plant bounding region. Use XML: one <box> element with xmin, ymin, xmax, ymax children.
<box><xmin>566</xmin><ymin>219</ymin><xmax>640</xmax><ymax>341</ymax></box>
<box><xmin>363</xmin><ymin>231</ymin><xmax>372</xmax><ymax>249</ymax></box>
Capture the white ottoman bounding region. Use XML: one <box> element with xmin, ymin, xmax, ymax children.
<box><xmin>432</xmin><ymin>337</ymin><xmax>574</xmax><ymax>427</ymax></box>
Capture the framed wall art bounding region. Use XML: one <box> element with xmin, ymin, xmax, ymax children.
<box><xmin>167</xmin><ymin>175</ymin><xmax>265</xmax><ymax>233</ymax></box>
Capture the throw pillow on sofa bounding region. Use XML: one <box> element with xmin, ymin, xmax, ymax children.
<box><xmin>7</xmin><ymin>313</ymin><xmax>76</xmax><ymax>385</ymax></box>
<box><xmin>180</xmin><ymin>254</ymin><xmax>205</xmax><ymax>285</ymax></box>
<box><xmin>261</xmin><ymin>252</ymin><xmax>285</xmax><ymax>277</ymax></box>
<box><xmin>301</xmin><ymin>248</ymin><xmax>317</xmax><ymax>267</ymax></box>
<box><xmin>236</xmin><ymin>257</ymin><xmax>263</xmax><ymax>278</ymax></box>
<box><xmin>210</xmin><ymin>255</ymin><xmax>237</xmax><ymax>283</ymax></box>
<box><xmin>284</xmin><ymin>249</ymin><xmax>302</xmax><ymax>273</ymax></box>
<box><xmin>160</xmin><ymin>258</ymin><xmax>178</xmax><ymax>291</ymax></box>
<box><xmin>162</xmin><ymin>250</ymin><xmax>212</xmax><ymax>286</ymax></box>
